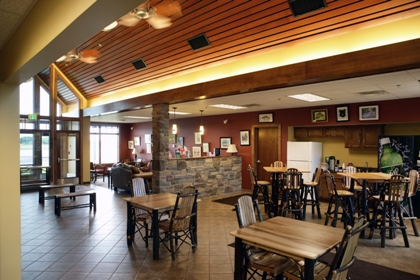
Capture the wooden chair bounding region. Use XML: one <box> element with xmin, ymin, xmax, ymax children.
<box><xmin>324</xmin><ymin>171</ymin><xmax>355</xmax><ymax>228</ymax></box>
<box><xmin>158</xmin><ymin>186</ymin><xmax>199</xmax><ymax>260</ymax></box>
<box><xmin>90</xmin><ymin>162</ymin><xmax>105</xmax><ymax>183</ymax></box>
<box><xmin>280</xmin><ymin>168</ymin><xmax>303</xmax><ymax>220</ymax></box>
<box><xmin>301</xmin><ymin>165</ymin><xmax>322</xmax><ymax>219</ymax></box>
<box><xmin>369</xmin><ymin>175</ymin><xmax>410</xmax><ymax>248</ymax></box>
<box><xmin>342</xmin><ymin>165</ymin><xmax>366</xmax><ymax>217</ymax></box>
<box><xmin>248</xmin><ymin>164</ymin><xmax>271</xmax><ymax>217</ymax></box>
<box><xmin>402</xmin><ymin>170</ymin><xmax>419</xmax><ymax>236</ymax></box>
<box><xmin>273</xmin><ymin>161</ymin><xmax>284</xmax><ymax>167</ymax></box>
<box><xmin>130</xmin><ymin>177</ymin><xmax>151</xmax><ymax>247</ymax></box>
<box><xmin>284</xmin><ymin>216</ymin><xmax>369</xmax><ymax>280</ymax></box>
<box><xmin>234</xmin><ymin>195</ymin><xmax>292</xmax><ymax>280</ymax></box>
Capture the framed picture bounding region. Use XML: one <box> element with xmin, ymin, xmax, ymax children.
<box><xmin>177</xmin><ymin>136</ymin><xmax>184</xmax><ymax>148</ymax></box>
<box><xmin>128</xmin><ymin>140</ymin><xmax>134</xmax><ymax>149</ymax></box>
<box><xmin>240</xmin><ymin>130</ymin><xmax>250</xmax><ymax>146</ymax></box>
<box><xmin>359</xmin><ymin>105</ymin><xmax>379</xmax><ymax>121</ymax></box>
<box><xmin>202</xmin><ymin>142</ymin><xmax>209</xmax><ymax>153</ymax></box>
<box><xmin>145</xmin><ymin>134</ymin><xmax>151</xmax><ymax>144</ymax></box>
<box><xmin>220</xmin><ymin>137</ymin><xmax>232</xmax><ymax>149</ymax></box>
<box><xmin>259</xmin><ymin>113</ymin><xmax>274</xmax><ymax>123</ymax></box>
<box><xmin>169</xmin><ymin>134</ymin><xmax>176</xmax><ymax>144</ymax></box>
<box><xmin>134</xmin><ymin>136</ymin><xmax>140</xmax><ymax>146</ymax></box>
<box><xmin>146</xmin><ymin>143</ymin><xmax>152</xmax><ymax>153</ymax></box>
<box><xmin>194</xmin><ymin>132</ymin><xmax>202</xmax><ymax>144</ymax></box>
<box><xmin>311</xmin><ymin>109</ymin><xmax>328</xmax><ymax>123</ymax></box>
<box><xmin>192</xmin><ymin>146</ymin><xmax>201</xmax><ymax>158</ymax></box>
<box><xmin>336</xmin><ymin>106</ymin><xmax>349</xmax><ymax>122</ymax></box>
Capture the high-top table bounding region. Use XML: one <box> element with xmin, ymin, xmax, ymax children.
<box><xmin>337</xmin><ymin>172</ymin><xmax>391</xmax><ymax>237</ymax></box>
<box><xmin>124</xmin><ymin>193</ymin><xmax>177</xmax><ymax>260</ymax></box>
<box><xmin>230</xmin><ymin>216</ymin><xmax>344</xmax><ymax>280</ymax></box>
<box><xmin>263</xmin><ymin>166</ymin><xmax>310</xmax><ymax>216</ymax></box>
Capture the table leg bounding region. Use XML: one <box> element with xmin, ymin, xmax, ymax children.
<box><xmin>234</xmin><ymin>237</ymin><xmax>245</xmax><ymax>280</ymax></box>
<box><xmin>271</xmin><ymin>173</ymin><xmax>279</xmax><ymax>216</ymax></box>
<box><xmin>152</xmin><ymin>209</ymin><xmax>159</xmax><ymax>260</ymax></box>
<box><xmin>360</xmin><ymin>180</ymin><xmax>368</xmax><ymax>238</ymax></box>
<box><xmin>126</xmin><ymin>202</ymin><xmax>134</xmax><ymax>246</ymax></box>
<box><xmin>304</xmin><ymin>258</ymin><xmax>316</xmax><ymax>280</ymax></box>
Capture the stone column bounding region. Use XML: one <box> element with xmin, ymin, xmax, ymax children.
<box><xmin>151</xmin><ymin>103</ymin><xmax>169</xmax><ymax>193</ymax></box>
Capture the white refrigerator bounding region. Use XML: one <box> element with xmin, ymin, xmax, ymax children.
<box><xmin>287</xmin><ymin>141</ymin><xmax>323</xmax><ymax>182</ymax></box>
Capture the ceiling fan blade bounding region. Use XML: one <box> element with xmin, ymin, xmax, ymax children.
<box><xmin>79</xmin><ymin>49</ymin><xmax>99</xmax><ymax>63</ymax></box>
<box><xmin>79</xmin><ymin>56</ymin><xmax>98</xmax><ymax>64</ymax></box>
<box><xmin>147</xmin><ymin>14</ymin><xmax>172</xmax><ymax>29</ymax></box>
<box><xmin>119</xmin><ymin>11</ymin><xmax>142</xmax><ymax>27</ymax></box>
<box><xmin>155</xmin><ymin>0</ymin><xmax>182</xmax><ymax>18</ymax></box>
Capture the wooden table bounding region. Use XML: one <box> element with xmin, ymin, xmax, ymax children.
<box><xmin>264</xmin><ymin>166</ymin><xmax>310</xmax><ymax>217</ymax></box>
<box><xmin>337</xmin><ymin>172</ymin><xmax>391</xmax><ymax>237</ymax></box>
<box><xmin>124</xmin><ymin>193</ymin><xmax>178</xmax><ymax>260</ymax></box>
<box><xmin>230</xmin><ymin>216</ymin><xmax>344</xmax><ymax>280</ymax></box>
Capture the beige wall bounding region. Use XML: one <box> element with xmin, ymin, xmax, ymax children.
<box><xmin>288</xmin><ymin>123</ymin><xmax>420</xmax><ymax>169</ymax></box>
<box><xmin>0</xmin><ymin>83</ymin><xmax>21</xmax><ymax>278</ymax></box>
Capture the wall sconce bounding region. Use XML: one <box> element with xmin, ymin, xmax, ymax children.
<box><xmin>172</xmin><ymin>107</ymin><xmax>177</xmax><ymax>135</ymax></box>
<box><xmin>226</xmin><ymin>144</ymin><xmax>238</xmax><ymax>155</ymax></box>
<box><xmin>199</xmin><ymin>110</ymin><xmax>204</xmax><ymax>135</ymax></box>
<box><xmin>223</xmin><ymin>119</ymin><xmax>228</xmax><ymax>124</ymax></box>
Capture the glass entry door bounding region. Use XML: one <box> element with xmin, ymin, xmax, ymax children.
<box><xmin>56</xmin><ymin>132</ymin><xmax>80</xmax><ymax>184</ymax></box>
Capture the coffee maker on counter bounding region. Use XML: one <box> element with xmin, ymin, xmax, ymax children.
<box><xmin>329</xmin><ymin>156</ymin><xmax>335</xmax><ymax>171</ymax></box>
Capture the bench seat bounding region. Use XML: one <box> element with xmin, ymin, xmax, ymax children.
<box><xmin>55</xmin><ymin>190</ymin><xmax>96</xmax><ymax>216</ymax></box>
<box><xmin>39</xmin><ymin>184</ymin><xmax>76</xmax><ymax>204</ymax></box>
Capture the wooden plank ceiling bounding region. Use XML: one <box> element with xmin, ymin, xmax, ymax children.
<box><xmin>37</xmin><ymin>0</ymin><xmax>420</xmax><ymax>106</ymax></box>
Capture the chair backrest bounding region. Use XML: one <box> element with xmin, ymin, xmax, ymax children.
<box><xmin>273</xmin><ymin>161</ymin><xmax>284</xmax><ymax>167</ymax></box>
<box><xmin>384</xmin><ymin>174</ymin><xmax>407</xmax><ymax>202</ymax></box>
<box><xmin>285</xmin><ymin>168</ymin><xmax>302</xmax><ymax>189</ymax></box>
<box><xmin>312</xmin><ymin>165</ymin><xmax>322</xmax><ymax>184</ymax></box>
<box><xmin>323</xmin><ymin>171</ymin><xmax>337</xmax><ymax>196</ymax></box>
<box><xmin>327</xmin><ymin>217</ymin><xmax>369</xmax><ymax>280</ymax></box>
<box><xmin>235</xmin><ymin>195</ymin><xmax>263</xmax><ymax>228</ymax></box>
<box><xmin>169</xmin><ymin>186</ymin><xmax>199</xmax><ymax>231</ymax></box>
<box><xmin>247</xmin><ymin>164</ymin><xmax>257</xmax><ymax>186</ymax></box>
<box><xmin>132</xmin><ymin>177</ymin><xmax>147</xmax><ymax>197</ymax></box>
<box><xmin>408</xmin><ymin>169</ymin><xmax>419</xmax><ymax>197</ymax></box>
<box><xmin>343</xmin><ymin>165</ymin><xmax>357</xmax><ymax>188</ymax></box>
<box><xmin>111</xmin><ymin>166</ymin><xmax>132</xmax><ymax>191</ymax></box>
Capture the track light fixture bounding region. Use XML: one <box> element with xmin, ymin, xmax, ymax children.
<box><xmin>172</xmin><ymin>107</ymin><xmax>177</xmax><ymax>135</ymax></box>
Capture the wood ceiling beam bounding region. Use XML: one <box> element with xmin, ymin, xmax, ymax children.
<box><xmin>83</xmin><ymin>38</ymin><xmax>420</xmax><ymax>117</ymax></box>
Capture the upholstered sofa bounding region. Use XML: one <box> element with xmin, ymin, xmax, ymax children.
<box><xmin>110</xmin><ymin>163</ymin><xmax>143</xmax><ymax>194</ymax></box>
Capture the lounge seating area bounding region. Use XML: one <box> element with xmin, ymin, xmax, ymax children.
<box><xmin>20</xmin><ymin>177</ymin><xmax>420</xmax><ymax>279</ymax></box>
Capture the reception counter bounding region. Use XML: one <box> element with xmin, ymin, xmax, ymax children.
<box><xmin>157</xmin><ymin>156</ymin><xmax>242</xmax><ymax>198</ymax></box>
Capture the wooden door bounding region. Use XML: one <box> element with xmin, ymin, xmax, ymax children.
<box><xmin>252</xmin><ymin>124</ymin><xmax>281</xmax><ymax>182</ymax></box>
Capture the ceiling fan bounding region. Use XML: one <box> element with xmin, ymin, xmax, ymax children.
<box><xmin>56</xmin><ymin>49</ymin><xmax>100</xmax><ymax>64</ymax></box>
<box><xmin>103</xmin><ymin>0</ymin><xmax>182</xmax><ymax>31</ymax></box>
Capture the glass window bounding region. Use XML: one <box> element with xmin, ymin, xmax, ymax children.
<box><xmin>20</xmin><ymin>78</ymin><xmax>34</xmax><ymax>115</ymax></box>
<box><xmin>39</xmin><ymin>86</ymin><xmax>50</xmax><ymax>116</ymax></box>
<box><xmin>90</xmin><ymin>125</ymin><xmax>119</xmax><ymax>164</ymax></box>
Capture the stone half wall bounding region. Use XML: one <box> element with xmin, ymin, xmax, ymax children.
<box><xmin>158</xmin><ymin>156</ymin><xmax>242</xmax><ymax>198</ymax></box>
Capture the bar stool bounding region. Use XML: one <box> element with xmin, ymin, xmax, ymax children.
<box><xmin>402</xmin><ymin>170</ymin><xmax>419</xmax><ymax>236</ymax></box>
<box><xmin>280</xmin><ymin>168</ymin><xmax>303</xmax><ymax>220</ymax></box>
<box><xmin>301</xmin><ymin>166</ymin><xmax>322</xmax><ymax>219</ymax></box>
<box><xmin>324</xmin><ymin>171</ymin><xmax>354</xmax><ymax>228</ymax></box>
<box><xmin>369</xmin><ymin>175</ymin><xmax>410</xmax><ymax>248</ymax></box>
<box><xmin>247</xmin><ymin>165</ymin><xmax>271</xmax><ymax>217</ymax></box>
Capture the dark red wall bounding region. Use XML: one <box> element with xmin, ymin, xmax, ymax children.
<box><xmin>125</xmin><ymin>97</ymin><xmax>420</xmax><ymax>190</ymax></box>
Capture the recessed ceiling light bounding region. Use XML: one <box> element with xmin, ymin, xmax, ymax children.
<box><xmin>123</xmin><ymin>116</ymin><xmax>152</xmax><ymax>119</ymax></box>
<box><xmin>209</xmin><ymin>104</ymin><xmax>247</xmax><ymax>110</ymax></box>
<box><xmin>287</xmin><ymin>93</ymin><xmax>330</xmax><ymax>102</ymax></box>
